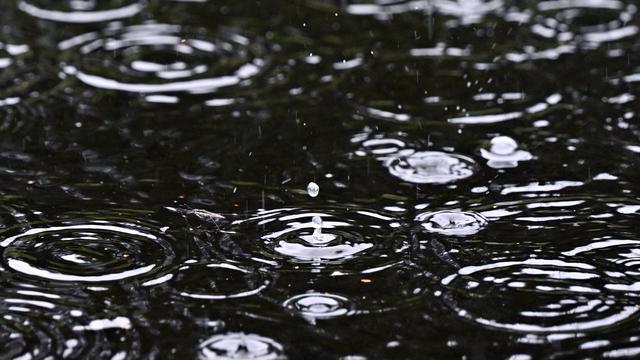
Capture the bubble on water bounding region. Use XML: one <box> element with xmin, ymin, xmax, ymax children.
<box><xmin>18</xmin><ymin>0</ymin><xmax>146</xmax><ymax>23</ymax></box>
<box><xmin>490</xmin><ymin>136</ymin><xmax>518</xmax><ymax>155</ymax></box>
<box><xmin>307</xmin><ymin>182</ymin><xmax>320</xmax><ymax>198</ymax></box>
<box><xmin>481</xmin><ymin>136</ymin><xmax>533</xmax><ymax>169</ymax></box>
<box><xmin>199</xmin><ymin>332</ymin><xmax>285</xmax><ymax>360</ymax></box>
<box><xmin>283</xmin><ymin>292</ymin><xmax>355</xmax><ymax>320</ymax></box>
<box><xmin>1</xmin><ymin>221</ymin><xmax>175</xmax><ymax>283</ymax></box>
<box><xmin>385</xmin><ymin>151</ymin><xmax>476</xmax><ymax>184</ymax></box>
<box><xmin>416</xmin><ymin>210</ymin><xmax>488</xmax><ymax>236</ymax></box>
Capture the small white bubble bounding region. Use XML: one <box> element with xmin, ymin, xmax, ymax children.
<box><xmin>490</xmin><ymin>136</ymin><xmax>518</xmax><ymax>155</ymax></box>
<box><xmin>307</xmin><ymin>182</ymin><xmax>319</xmax><ymax>197</ymax></box>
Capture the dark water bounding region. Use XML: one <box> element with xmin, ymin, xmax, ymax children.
<box><xmin>0</xmin><ymin>0</ymin><xmax>640</xmax><ymax>358</ymax></box>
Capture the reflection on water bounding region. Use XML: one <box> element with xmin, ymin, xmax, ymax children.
<box><xmin>0</xmin><ymin>0</ymin><xmax>639</xmax><ymax>357</ymax></box>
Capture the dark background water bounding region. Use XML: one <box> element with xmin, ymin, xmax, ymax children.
<box><xmin>1</xmin><ymin>0</ymin><xmax>640</xmax><ymax>358</ymax></box>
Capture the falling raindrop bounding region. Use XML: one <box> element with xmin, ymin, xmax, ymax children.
<box><xmin>307</xmin><ymin>182</ymin><xmax>320</xmax><ymax>197</ymax></box>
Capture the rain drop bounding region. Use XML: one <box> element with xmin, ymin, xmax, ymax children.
<box><xmin>307</xmin><ymin>182</ymin><xmax>319</xmax><ymax>197</ymax></box>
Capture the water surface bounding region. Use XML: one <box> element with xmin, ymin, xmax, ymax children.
<box><xmin>1</xmin><ymin>0</ymin><xmax>640</xmax><ymax>358</ymax></box>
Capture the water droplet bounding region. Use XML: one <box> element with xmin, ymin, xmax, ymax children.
<box><xmin>307</xmin><ymin>182</ymin><xmax>319</xmax><ymax>197</ymax></box>
<box><xmin>199</xmin><ymin>333</ymin><xmax>285</xmax><ymax>360</ymax></box>
<box><xmin>416</xmin><ymin>211</ymin><xmax>488</xmax><ymax>236</ymax></box>
<box><xmin>385</xmin><ymin>151</ymin><xmax>476</xmax><ymax>184</ymax></box>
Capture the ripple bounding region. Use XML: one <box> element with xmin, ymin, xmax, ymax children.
<box><xmin>199</xmin><ymin>332</ymin><xmax>286</xmax><ymax>360</ymax></box>
<box><xmin>344</xmin><ymin>59</ymin><xmax>563</xmax><ymax>125</ymax></box>
<box><xmin>226</xmin><ymin>207</ymin><xmax>405</xmax><ymax>272</ymax></box>
<box><xmin>441</xmin><ymin>256</ymin><xmax>640</xmax><ymax>333</ymax></box>
<box><xmin>0</xmin><ymin>40</ymin><xmax>34</xmax><ymax>106</ymax></box>
<box><xmin>562</xmin><ymin>238</ymin><xmax>640</xmax><ymax>293</ymax></box>
<box><xmin>59</xmin><ymin>23</ymin><xmax>264</xmax><ymax>103</ymax></box>
<box><xmin>534</xmin><ymin>0</ymin><xmax>637</xmax><ymax>47</ymax></box>
<box><xmin>344</xmin><ymin>0</ymin><xmax>504</xmax><ymax>24</ymax></box>
<box><xmin>416</xmin><ymin>210</ymin><xmax>488</xmax><ymax>236</ymax></box>
<box><xmin>1</xmin><ymin>221</ymin><xmax>175</xmax><ymax>283</ymax></box>
<box><xmin>172</xmin><ymin>262</ymin><xmax>269</xmax><ymax>300</ymax></box>
<box><xmin>18</xmin><ymin>0</ymin><xmax>146</xmax><ymax>23</ymax></box>
<box><xmin>269</xmin><ymin>262</ymin><xmax>436</xmax><ymax>314</ymax></box>
<box><xmin>385</xmin><ymin>150</ymin><xmax>476</xmax><ymax>184</ymax></box>
<box><xmin>0</xmin><ymin>282</ymin><xmax>137</xmax><ymax>358</ymax></box>
<box><xmin>480</xmin><ymin>135</ymin><xmax>533</xmax><ymax>169</ymax></box>
<box><xmin>283</xmin><ymin>292</ymin><xmax>355</xmax><ymax>320</ymax></box>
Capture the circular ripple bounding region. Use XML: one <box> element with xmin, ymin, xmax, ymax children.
<box><xmin>441</xmin><ymin>256</ymin><xmax>640</xmax><ymax>333</ymax></box>
<box><xmin>1</xmin><ymin>221</ymin><xmax>175</xmax><ymax>283</ymax></box>
<box><xmin>562</xmin><ymin>238</ymin><xmax>640</xmax><ymax>293</ymax></box>
<box><xmin>0</xmin><ymin>282</ymin><xmax>136</xmax><ymax>358</ymax></box>
<box><xmin>343</xmin><ymin>59</ymin><xmax>563</xmax><ymax>124</ymax></box>
<box><xmin>172</xmin><ymin>262</ymin><xmax>269</xmax><ymax>300</ymax></box>
<box><xmin>225</xmin><ymin>207</ymin><xmax>406</xmax><ymax>272</ymax></box>
<box><xmin>385</xmin><ymin>151</ymin><xmax>476</xmax><ymax>184</ymax></box>
<box><xmin>18</xmin><ymin>0</ymin><xmax>145</xmax><ymax>23</ymax></box>
<box><xmin>59</xmin><ymin>23</ymin><xmax>264</xmax><ymax>103</ymax></box>
<box><xmin>199</xmin><ymin>332</ymin><xmax>285</xmax><ymax>360</ymax></box>
<box><xmin>416</xmin><ymin>210</ymin><xmax>488</xmax><ymax>236</ymax></box>
<box><xmin>533</xmin><ymin>0</ymin><xmax>637</xmax><ymax>47</ymax></box>
<box><xmin>283</xmin><ymin>292</ymin><xmax>355</xmax><ymax>320</ymax></box>
<box><xmin>0</xmin><ymin>40</ymin><xmax>36</xmax><ymax>106</ymax></box>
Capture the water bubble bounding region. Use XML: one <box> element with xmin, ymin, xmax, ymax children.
<box><xmin>283</xmin><ymin>292</ymin><xmax>355</xmax><ymax>320</ymax></box>
<box><xmin>1</xmin><ymin>221</ymin><xmax>175</xmax><ymax>283</ymax></box>
<box><xmin>490</xmin><ymin>136</ymin><xmax>518</xmax><ymax>155</ymax></box>
<box><xmin>18</xmin><ymin>0</ymin><xmax>146</xmax><ymax>23</ymax></box>
<box><xmin>307</xmin><ymin>182</ymin><xmax>320</xmax><ymax>197</ymax></box>
<box><xmin>480</xmin><ymin>136</ymin><xmax>533</xmax><ymax>169</ymax></box>
<box><xmin>199</xmin><ymin>332</ymin><xmax>285</xmax><ymax>360</ymax></box>
<box><xmin>416</xmin><ymin>211</ymin><xmax>488</xmax><ymax>236</ymax></box>
<box><xmin>385</xmin><ymin>151</ymin><xmax>476</xmax><ymax>184</ymax></box>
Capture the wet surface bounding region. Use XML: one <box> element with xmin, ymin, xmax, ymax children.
<box><xmin>0</xmin><ymin>0</ymin><xmax>640</xmax><ymax>358</ymax></box>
